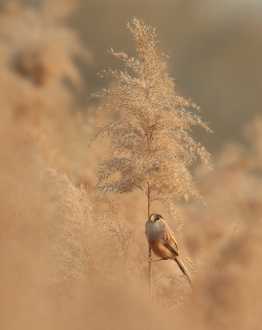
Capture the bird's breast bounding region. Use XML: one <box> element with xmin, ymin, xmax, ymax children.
<box><xmin>145</xmin><ymin>221</ymin><xmax>165</xmax><ymax>242</ymax></box>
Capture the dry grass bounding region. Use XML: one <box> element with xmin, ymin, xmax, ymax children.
<box><xmin>97</xmin><ymin>19</ymin><xmax>210</xmax><ymax>206</ymax></box>
<box><xmin>0</xmin><ymin>1</ymin><xmax>262</xmax><ymax>330</ymax></box>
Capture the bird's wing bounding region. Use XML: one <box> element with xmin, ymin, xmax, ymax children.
<box><xmin>161</xmin><ymin>219</ymin><xmax>179</xmax><ymax>256</ymax></box>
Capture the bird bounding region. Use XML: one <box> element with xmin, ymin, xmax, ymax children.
<box><xmin>145</xmin><ymin>213</ymin><xmax>192</xmax><ymax>286</ymax></box>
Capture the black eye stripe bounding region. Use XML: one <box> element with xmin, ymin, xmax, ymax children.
<box><xmin>149</xmin><ymin>214</ymin><xmax>162</xmax><ymax>221</ymax></box>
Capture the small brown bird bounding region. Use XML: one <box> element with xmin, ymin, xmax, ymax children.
<box><xmin>145</xmin><ymin>213</ymin><xmax>192</xmax><ymax>285</ymax></box>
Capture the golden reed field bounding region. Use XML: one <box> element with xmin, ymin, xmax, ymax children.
<box><xmin>0</xmin><ymin>1</ymin><xmax>262</xmax><ymax>329</ymax></box>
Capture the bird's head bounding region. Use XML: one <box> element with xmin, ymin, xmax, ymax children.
<box><xmin>149</xmin><ymin>213</ymin><xmax>163</xmax><ymax>223</ymax></box>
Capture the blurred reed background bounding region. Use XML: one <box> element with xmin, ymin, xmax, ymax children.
<box><xmin>0</xmin><ymin>1</ymin><xmax>261</xmax><ymax>330</ymax></box>
<box><xmin>76</xmin><ymin>0</ymin><xmax>262</xmax><ymax>151</ymax></box>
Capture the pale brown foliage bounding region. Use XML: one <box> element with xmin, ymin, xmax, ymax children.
<box><xmin>0</xmin><ymin>0</ymin><xmax>94</xmax><ymax>180</ymax></box>
<box><xmin>0</xmin><ymin>0</ymin><xmax>90</xmax><ymax>141</ymax></box>
<box><xmin>98</xmin><ymin>18</ymin><xmax>211</xmax><ymax>207</ymax></box>
<box><xmin>1</xmin><ymin>0</ymin><xmax>87</xmax><ymax>87</ymax></box>
<box><xmin>0</xmin><ymin>3</ymin><xmax>262</xmax><ymax>330</ymax></box>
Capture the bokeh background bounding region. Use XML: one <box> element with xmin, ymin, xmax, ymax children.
<box><xmin>77</xmin><ymin>0</ymin><xmax>262</xmax><ymax>151</ymax></box>
<box><xmin>0</xmin><ymin>1</ymin><xmax>261</xmax><ymax>330</ymax></box>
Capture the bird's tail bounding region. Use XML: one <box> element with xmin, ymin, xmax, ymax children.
<box><xmin>173</xmin><ymin>257</ymin><xmax>192</xmax><ymax>287</ymax></box>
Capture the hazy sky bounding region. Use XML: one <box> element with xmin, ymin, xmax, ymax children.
<box><xmin>76</xmin><ymin>0</ymin><xmax>262</xmax><ymax>152</ymax></box>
